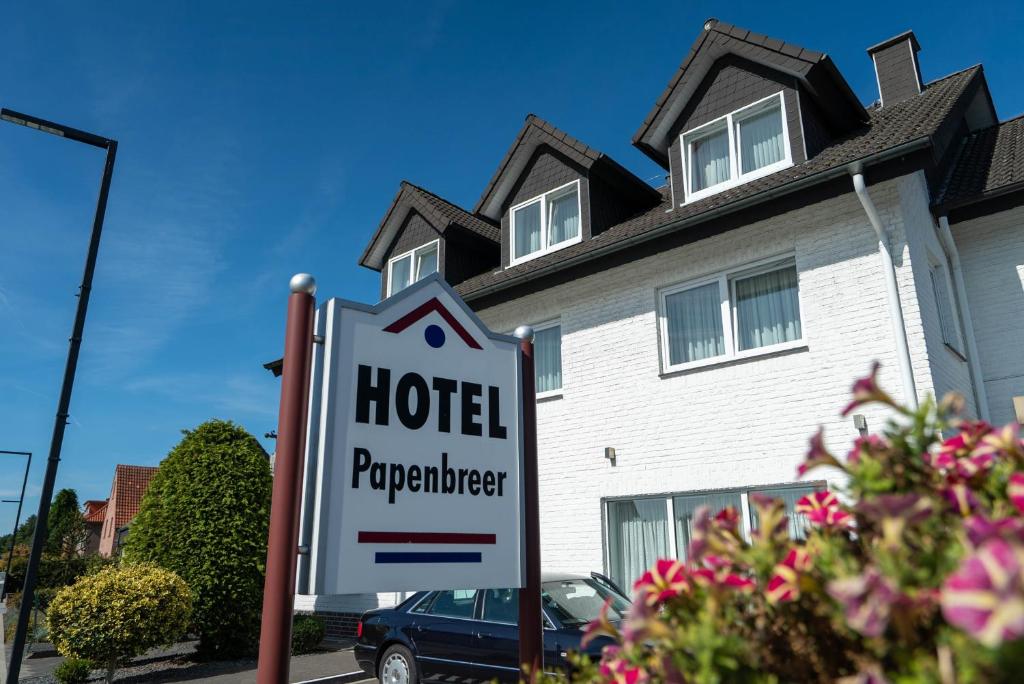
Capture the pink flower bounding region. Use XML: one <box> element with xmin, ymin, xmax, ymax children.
<box><xmin>963</xmin><ymin>515</ymin><xmax>1024</xmax><ymax>548</ymax></box>
<box><xmin>798</xmin><ymin>427</ymin><xmax>841</xmax><ymax>477</ymax></box>
<box><xmin>974</xmin><ymin>423</ymin><xmax>1024</xmax><ymax>461</ymax></box>
<box><xmin>687</xmin><ymin>506</ymin><xmax>743</xmax><ymax>561</ymax></box>
<box><xmin>766</xmin><ymin>548</ymin><xmax>813</xmax><ymax>604</ymax></box>
<box><xmin>796</xmin><ymin>490</ymin><xmax>854</xmax><ymax>530</ymax></box>
<box><xmin>828</xmin><ymin>567</ymin><xmax>900</xmax><ymax>637</ymax></box>
<box><xmin>846</xmin><ymin>434</ymin><xmax>888</xmax><ymax>465</ymax></box>
<box><xmin>714</xmin><ymin>506</ymin><xmax>740</xmax><ymax>531</ymax></box>
<box><xmin>841</xmin><ymin>362</ymin><xmax>897</xmax><ymax>416</ymax></box>
<box><xmin>599</xmin><ymin>655</ymin><xmax>649</xmax><ymax>684</ymax></box>
<box><xmin>941</xmin><ymin>538</ymin><xmax>1024</xmax><ymax>647</ymax></box>
<box><xmin>942</xmin><ymin>483</ymin><xmax>980</xmax><ymax>517</ymax></box>
<box><xmin>1009</xmin><ymin>473</ymin><xmax>1024</xmax><ymax>516</ymax></box>
<box><xmin>632</xmin><ymin>559</ymin><xmax>690</xmax><ymax>607</ymax></box>
<box><xmin>749</xmin><ymin>493</ymin><xmax>790</xmax><ymax>546</ymax></box>
<box><xmin>857</xmin><ymin>494</ymin><xmax>932</xmax><ymax>549</ymax></box>
<box><xmin>582</xmin><ymin>597</ymin><xmax>620</xmax><ymax>648</ymax></box>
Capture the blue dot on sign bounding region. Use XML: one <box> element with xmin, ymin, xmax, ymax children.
<box><xmin>425</xmin><ymin>324</ymin><xmax>445</xmax><ymax>348</ymax></box>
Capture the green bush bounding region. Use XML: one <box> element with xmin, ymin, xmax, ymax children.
<box><xmin>54</xmin><ymin>658</ymin><xmax>94</xmax><ymax>684</ymax></box>
<box><xmin>565</xmin><ymin>366</ymin><xmax>1024</xmax><ymax>683</ymax></box>
<box><xmin>123</xmin><ymin>419</ymin><xmax>272</xmax><ymax>659</ymax></box>
<box><xmin>47</xmin><ymin>563</ymin><xmax>192</xmax><ymax>683</ymax></box>
<box><xmin>292</xmin><ymin>615</ymin><xmax>326</xmax><ymax>654</ymax></box>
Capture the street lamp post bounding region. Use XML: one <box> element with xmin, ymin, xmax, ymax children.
<box><xmin>1</xmin><ymin>108</ymin><xmax>117</xmax><ymax>682</ymax></box>
<box><xmin>1</xmin><ymin>450</ymin><xmax>32</xmax><ymax>592</ymax></box>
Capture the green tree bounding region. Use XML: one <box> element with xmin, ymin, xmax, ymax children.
<box><xmin>47</xmin><ymin>489</ymin><xmax>87</xmax><ymax>558</ymax></box>
<box><xmin>0</xmin><ymin>514</ymin><xmax>36</xmax><ymax>558</ymax></box>
<box><xmin>123</xmin><ymin>420</ymin><xmax>272</xmax><ymax>659</ymax></box>
<box><xmin>47</xmin><ymin>563</ymin><xmax>192</xmax><ymax>683</ymax></box>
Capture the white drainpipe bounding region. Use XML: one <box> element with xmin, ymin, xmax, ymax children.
<box><xmin>936</xmin><ymin>215</ymin><xmax>990</xmax><ymax>420</ymax></box>
<box><xmin>851</xmin><ymin>170</ymin><xmax>919</xmax><ymax>409</ymax></box>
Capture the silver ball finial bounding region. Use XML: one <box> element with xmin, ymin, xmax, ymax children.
<box><xmin>289</xmin><ymin>273</ymin><xmax>316</xmax><ymax>295</ymax></box>
<box><xmin>513</xmin><ymin>325</ymin><xmax>535</xmax><ymax>342</ymax></box>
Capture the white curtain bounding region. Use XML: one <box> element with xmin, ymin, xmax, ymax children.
<box><xmin>608</xmin><ymin>499</ymin><xmax>669</xmax><ymax>589</ymax></box>
<box><xmin>514</xmin><ymin>202</ymin><xmax>542</xmax><ymax>259</ymax></box>
<box><xmin>739</xmin><ymin>107</ymin><xmax>784</xmax><ymax>174</ymax></box>
<box><xmin>931</xmin><ymin>265</ymin><xmax>959</xmax><ymax>348</ymax></box>
<box><xmin>415</xmin><ymin>247</ymin><xmax>437</xmax><ymax>280</ymax></box>
<box><xmin>665</xmin><ymin>282</ymin><xmax>725</xmax><ymax>364</ymax></box>
<box><xmin>734</xmin><ymin>266</ymin><xmax>801</xmax><ymax>351</ymax></box>
<box><xmin>548</xmin><ymin>190</ymin><xmax>580</xmax><ymax>246</ymax></box>
<box><xmin>750</xmin><ymin>486</ymin><xmax>816</xmax><ymax>541</ymax></box>
<box><xmin>690</xmin><ymin>128</ymin><xmax>730</xmax><ymax>191</ymax></box>
<box><xmin>534</xmin><ymin>325</ymin><xmax>562</xmax><ymax>393</ymax></box>
<box><xmin>390</xmin><ymin>255</ymin><xmax>412</xmax><ymax>294</ymax></box>
<box><xmin>673</xmin><ymin>492</ymin><xmax>743</xmax><ymax>561</ymax></box>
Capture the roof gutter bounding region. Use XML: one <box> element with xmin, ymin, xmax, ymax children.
<box><xmin>463</xmin><ymin>136</ymin><xmax>932</xmax><ymax>303</ymax></box>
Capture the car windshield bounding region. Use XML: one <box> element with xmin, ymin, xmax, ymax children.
<box><xmin>541</xmin><ymin>578</ymin><xmax>631</xmax><ymax>627</ymax></box>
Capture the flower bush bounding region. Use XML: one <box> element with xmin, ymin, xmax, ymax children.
<box><xmin>47</xmin><ymin>563</ymin><xmax>192</xmax><ymax>683</ymax></box>
<box><xmin>569</xmin><ymin>364</ymin><xmax>1024</xmax><ymax>683</ymax></box>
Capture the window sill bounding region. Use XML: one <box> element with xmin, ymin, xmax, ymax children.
<box><xmin>681</xmin><ymin>160</ymin><xmax>794</xmax><ymax>206</ymax></box>
<box><xmin>660</xmin><ymin>341</ymin><xmax>809</xmax><ymax>378</ymax></box>
<box><xmin>509</xmin><ymin>235</ymin><xmax>582</xmax><ymax>268</ymax></box>
<box><xmin>537</xmin><ymin>390</ymin><xmax>563</xmax><ymax>403</ymax></box>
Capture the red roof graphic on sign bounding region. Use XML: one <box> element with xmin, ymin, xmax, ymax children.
<box><xmin>383</xmin><ymin>297</ymin><xmax>483</xmax><ymax>350</ymax></box>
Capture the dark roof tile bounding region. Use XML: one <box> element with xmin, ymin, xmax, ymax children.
<box><xmin>940</xmin><ymin>114</ymin><xmax>1024</xmax><ymax>208</ymax></box>
<box><xmin>458</xmin><ymin>67</ymin><xmax>980</xmax><ymax>300</ymax></box>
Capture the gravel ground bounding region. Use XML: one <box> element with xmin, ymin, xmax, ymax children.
<box><xmin>16</xmin><ymin>640</ymin><xmax>358</xmax><ymax>683</ymax></box>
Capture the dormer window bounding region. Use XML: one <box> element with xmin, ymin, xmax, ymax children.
<box><xmin>387</xmin><ymin>240</ymin><xmax>438</xmax><ymax>296</ymax></box>
<box><xmin>510</xmin><ymin>180</ymin><xmax>582</xmax><ymax>265</ymax></box>
<box><xmin>681</xmin><ymin>92</ymin><xmax>791</xmax><ymax>203</ymax></box>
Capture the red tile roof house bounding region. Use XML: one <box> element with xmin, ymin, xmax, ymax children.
<box><xmin>97</xmin><ymin>465</ymin><xmax>158</xmax><ymax>557</ymax></box>
<box><xmin>273</xmin><ymin>19</ymin><xmax>1022</xmax><ymax>639</ymax></box>
<box><xmin>81</xmin><ymin>499</ymin><xmax>108</xmax><ymax>555</ymax></box>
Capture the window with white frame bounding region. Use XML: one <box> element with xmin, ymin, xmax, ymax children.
<box><xmin>510</xmin><ymin>180</ymin><xmax>582</xmax><ymax>264</ymax></box>
<box><xmin>605</xmin><ymin>483</ymin><xmax>821</xmax><ymax>588</ymax></box>
<box><xmin>534</xmin><ymin>321</ymin><xmax>563</xmax><ymax>395</ymax></box>
<box><xmin>681</xmin><ymin>92</ymin><xmax>791</xmax><ymax>203</ymax></box>
<box><xmin>660</xmin><ymin>258</ymin><xmax>803</xmax><ymax>371</ymax></box>
<box><xmin>929</xmin><ymin>259</ymin><xmax>964</xmax><ymax>355</ymax></box>
<box><xmin>387</xmin><ymin>240</ymin><xmax>439</xmax><ymax>296</ymax></box>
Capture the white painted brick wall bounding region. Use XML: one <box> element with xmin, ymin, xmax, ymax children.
<box><xmin>298</xmin><ymin>174</ymin><xmax>981</xmax><ymax>611</ymax></box>
<box><xmin>951</xmin><ymin>204</ymin><xmax>1024</xmax><ymax>425</ymax></box>
<box><xmin>475</xmin><ymin>175</ymin><xmax>947</xmax><ymax>576</ymax></box>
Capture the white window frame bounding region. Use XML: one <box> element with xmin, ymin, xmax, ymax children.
<box><xmin>602</xmin><ymin>481</ymin><xmax>824</xmax><ymax>579</ymax></box>
<box><xmin>658</xmin><ymin>255</ymin><xmax>805</xmax><ymax>373</ymax></box>
<box><xmin>387</xmin><ymin>239</ymin><xmax>439</xmax><ymax>297</ymax></box>
<box><xmin>927</xmin><ymin>252</ymin><xmax>966</xmax><ymax>357</ymax></box>
<box><xmin>532</xmin><ymin>319</ymin><xmax>563</xmax><ymax>399</ymax></box>
<box><xmin>509</xmin><ymin>180</ymin><xmax>583</xmax><ymax>266</ymax></box>
<box><xmin>680</xmin><ymin>92</ymin><xmax>793</xmax><ymax>204</ymax></box>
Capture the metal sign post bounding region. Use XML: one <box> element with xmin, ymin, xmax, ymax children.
<box><xmin>514</xmin><ymin>325</ymin><xmax>542</xmax><ymax>678</ymax></box>
<box><xmin>256</xmin><ymin>274</ymin><xmax>316</xmax><ymax>684</ymax></box>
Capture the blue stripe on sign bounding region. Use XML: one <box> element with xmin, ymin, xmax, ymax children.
<box><xmin>375</xmin><ymin>552</ymin><xmax>482</xmax><ymax>564</ymax></box>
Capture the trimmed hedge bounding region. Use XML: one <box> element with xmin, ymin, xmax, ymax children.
<box><xmin>123</xmin><ymin>420</ymin><xmax>272</xmax><ymax>658</ymax></box>
<box><xmin>47</xmin><ymin>563</ymin><xmax>191</xmax><ymax>683</ymax></box>
<box><xmin>292</xmin><ymin>615</ymin><xmax>326</xmax><ymax>654</ymax></box>
<box><xmin>54</xmin><ymin>658</ymin><xmax>93</xmax><ymax>684</ymax></box>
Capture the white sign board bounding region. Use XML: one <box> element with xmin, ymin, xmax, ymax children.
<box><xmin>306</xmin><ymin>276</ymin><xmax>523</xmax><ymax>594</ymax></box>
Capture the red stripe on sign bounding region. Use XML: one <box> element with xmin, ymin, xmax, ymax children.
<box><xmin>382</xmin><ymin>297</ymin><xmax>483</xmax><ymax>350</ymax></box>
<box><xmin>358</xmin><ymin>531</ymin><xmax>496</xmax><ymax>544</ymax></box>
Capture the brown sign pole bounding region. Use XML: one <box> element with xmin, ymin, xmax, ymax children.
<box><xmin>257</xmin><ymin>273</ymin><xmax>317</xmax><ymax>684</ymax></box>
<box><xmin>515</xmin><ymin>325</ymin><xmax>542</xmax><ymax>679</ymax></box>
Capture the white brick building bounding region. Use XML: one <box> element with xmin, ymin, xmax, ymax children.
<box><xmin>293</xmin><ymin>20</ymin><xmax>1022</xmax><ymax>636</ymax></box>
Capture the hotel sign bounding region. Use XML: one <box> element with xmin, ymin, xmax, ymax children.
<box><xmin>306</xmin><ymin>275</ymin><xmax>523</xmax><ymax>594</ymax></box>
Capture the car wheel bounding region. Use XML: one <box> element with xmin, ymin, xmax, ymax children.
<box><xmin>379</xmin><ymin>644</ymin><xmax>417</xmax><ymax>684</ymax></box>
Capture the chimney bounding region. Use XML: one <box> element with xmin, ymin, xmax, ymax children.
<box><xmin>867</xmin><ymin>30</ymin><xmax>922</xmax><ymax>107</ymax></box>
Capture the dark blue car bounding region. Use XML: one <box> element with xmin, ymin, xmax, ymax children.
<box><xmin>354</xmin><ymin>572</ymin><xmax>631</xmax><ymax>683</ymax></box>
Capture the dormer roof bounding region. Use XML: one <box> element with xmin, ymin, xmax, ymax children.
<box><xmin>632</xmin><ymin>18</ymin><xmax>868</xmax><ymax>168</ymax></box>
<box><xmin>360</xmin><ymin>181</ymin><xmax>499</xmax><ymax>271</ymax></box>
<box><xmin>474</xmin><ymin>114</ymin><xmax>660</xmax><ymax>220</ymax></box>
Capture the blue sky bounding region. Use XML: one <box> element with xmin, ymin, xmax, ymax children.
<box><xmin>2</xmin><ymin>0</ymin><xmax>1021</xmax><ymax>534</ymax></box>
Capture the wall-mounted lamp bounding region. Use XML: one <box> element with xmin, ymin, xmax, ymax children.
<box><xmin>853</xmin><ymin>414</ymin><xmax>869</xmax><ymax>437</ymax></box>
<box><xmin>604</xmin><ymin>447</ymin><xmax>616</xmax><ymax>465</ymax></box>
